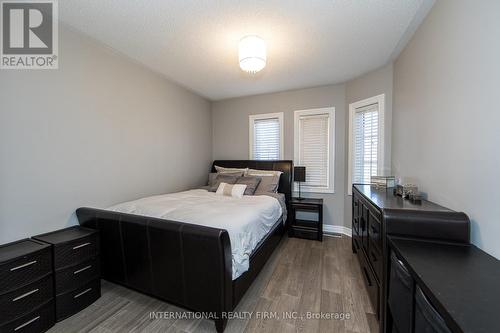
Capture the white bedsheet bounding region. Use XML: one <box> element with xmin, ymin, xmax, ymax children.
<box><xmin>106</xmin><ymin>189</ymin><xmax>283</xmax><ymax>279</ymax></box>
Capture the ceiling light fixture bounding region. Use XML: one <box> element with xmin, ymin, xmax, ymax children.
<box><xmin>239</xmin><ymin>35</ymin><xmax>266</xmax><ymax>74</ymax></box>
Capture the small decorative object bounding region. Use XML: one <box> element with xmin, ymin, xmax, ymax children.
<box><xmin>409</xmin><ymin>192</ymin><xmax>423</xmax><ymax>204</ymax></box>
<box><xmin>294</xmin><ymin>166</ymin><xmax>306</xmax><ymax>200</ymax></box>
<box><xmin>395</xmin><ymin>184</ymin><xmax>418</xmax><ymax>199</ymax></box>
<box><xmin>371</xmin><ymin>176</ymin><xmax>396</xmax><ymax>188</ymax></box>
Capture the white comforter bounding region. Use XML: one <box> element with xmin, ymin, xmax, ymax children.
<box><xmin>106</xmin><ymin>189</ymin><xmax>283</xmax><ymax>279</ymax></box>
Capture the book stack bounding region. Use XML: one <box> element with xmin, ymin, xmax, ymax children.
<box><xmin>371</xmin><ymin>176</ymin><xmax>396</xmax><ymax>188</ymax></box>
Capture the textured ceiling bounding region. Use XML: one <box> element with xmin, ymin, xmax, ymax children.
<box><xmin>59</xmin><ymin>0</ymin><xmax>435</xmax><ymax>100</ymax></box>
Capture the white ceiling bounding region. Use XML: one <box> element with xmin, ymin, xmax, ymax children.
<box><xmin>60</xmin><ymin>0</ymin><xmax>435</xmax><ymax>101</ymax></box>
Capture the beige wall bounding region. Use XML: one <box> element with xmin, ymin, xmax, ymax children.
<box><xmin>212</xmin><ymin>84</ymin><xmax>347</xmax><ymax>228</ymax></box>
<box><xmin>393</xmin><ymin>0</ymin><xmax>500</xmax><ymax>258</ymax></box>
<box><xmin>0</xmin><ymin>25</ymin><xmax>212</xmax><ymax>244</ymax></box>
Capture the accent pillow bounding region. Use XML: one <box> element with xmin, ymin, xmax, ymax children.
<box><xmin>209</xmin><ymin>173</ymin><xmax>239</xmax><ymax>192</ymax></box>
<box><xmin>236</xmin><ymin>176</ymin><xmax>262</xmax><ymax>195</ymax></box>
<box><xmin>254</xmin><ymin>174</ymin><xmax>281</xmax><ymax>193</ymax></box>
<box><xmin>215</xmin><ymin>166</ymin><xmax>247</xmax><ymax>176</ymax></box>
<box><xmin>247</xmin><ymin>168</ymin><xmax>283</xmax><ymax>177</ymax></box>
<box><xmin>216</xmin><ymin>183</ymin><xmax>247</xmax><ymax>198</ymax></box>
<box><xmin>207</xmin><ymin>172</ymin><xmax>218</xmax><ymax>186</ymax></box>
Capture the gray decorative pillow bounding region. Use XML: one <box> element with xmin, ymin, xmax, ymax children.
<box><xmin>254</xmin><ymin>174</ymin><xmax>281</xmax><ymax>194</ymax></box>
<box><xmin>209</xmin><ymin>174</ymin><xmax>240</xmax><ymax>192</ymax></box>
<box><xmin>236</xmin><ymin>176</ymin><xmax>262</xmax><ymax>195</ymax></box>
<box><xmin>208</xmin><ymin>172</ymin><xmax>240</xmax><ymax>187</ymax></box>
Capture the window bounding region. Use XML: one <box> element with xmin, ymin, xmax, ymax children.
<box><xmin>348</xmin><ymin>94</ymin><xmax>385</xmax><ymax>195</ymax></box>
<box><xmin>294</xmin><ymin>107</ymin><xmax>335</xmax><ymax>193</ymax></box>
<box><xmin>249</xmin><ymin>112</ymin><xmax>284</xmax><ymax>160</ymax></box>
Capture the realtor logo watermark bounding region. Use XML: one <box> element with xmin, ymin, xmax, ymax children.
<box><xmin>1</xmin><ymin>0</ymin><xmax>58</xmax><ymax>69</ymax></box>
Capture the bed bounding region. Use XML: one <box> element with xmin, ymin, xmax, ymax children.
<box><xmin>76</xmin><ymin>160</ymin><xmax>293</xmax><ymax>332</ymax></box>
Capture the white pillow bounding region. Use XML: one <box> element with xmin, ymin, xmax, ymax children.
<box><xmin>215</xmin><ymin>165</ymin><xmax>248</xmax><ymax>176</ymax></box>
<box><xmin>247</xmin><ymin>168</ymin><xmax>283</xmax><ymax>177</ymax></box>
<box><xmin>216</xmin><ymin>182</ymin><xmax>247</xmax><ymax>198</ymax></box>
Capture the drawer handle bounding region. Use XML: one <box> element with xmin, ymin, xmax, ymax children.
<box><xmin>12</xmin><ymin>288</ymin><xmax>39</xmax><ymax>302</ymax></box>
<box><xmin>73</xmin><ymin>265</ymin><xmax>92</xmax><ymax>275</ymax></box>
<box><xmin>14</xmin><ymin>316</ymin><xmax>40</xmax><ymax>331</ymax></box>
<box><xmin>73</xmin><ymin>242</ymin><xmax>91</xmax><ymax>250</ymax></box>
<box><xmin>74</xmin><ymin>288</ymin><xmax>92</xmax><ymax>299</ymax></box>
<box><xmin>10</xmin><ymin>260</ymin><xmax>37</xmax><ymax>271</ymax></box>
<box><xmin>363</xmin><ymin>267</ymin><xmax>372</xmax><ymax>287</ymax></box>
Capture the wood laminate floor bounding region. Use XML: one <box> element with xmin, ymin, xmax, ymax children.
<box><xmin>48</xmin><ymin>235</ymin><xmax>377</xmax><ymax>333</ymax></box>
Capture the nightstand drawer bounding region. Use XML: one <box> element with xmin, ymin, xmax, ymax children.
<box><xmin>0</xmin><ymin>247</ymin><xmax>52</xmax><ymax>294</ymax></box>
<box><xmin>293</xmin><ymin>219</ymin><xmax>319</xmax><ymax>229</ymax></box>
<box><xmin>292</xmin><ymin>203</ymin><xmax>320</xmax><ymax>211</ymax></box>
<box><xmin>56</xmin><ymin>279</ymin><xmax>100</xmax><ymax>320</ymax></box>
<box><xmin>289</xmin><ymin>226</ymin><xmax>319</xmax><ymax>240</ymax></box>
<box><xmin>0</xmin><ymin>300</ymin><xmax>54</xmax><ymax>333</ymax></box>
<box><xmin>52</xmin><ymin>234</ymin><xmax>99</xmax><ymax>269</ymax></box>
<box><xmin>55</xmin><ymin>256</ymin><xmax>100</xmax><ymax>295</ymax></box>
<box><xmin>0</xmin><ymin>275</ymin><xmax>53</xmax><ymax>325</ymax></box>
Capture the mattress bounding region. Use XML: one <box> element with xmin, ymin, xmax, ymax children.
<box><xmin>106</xmin><ymin>189</ymin><xmax>283</xmax><ymax>279</ymax></box>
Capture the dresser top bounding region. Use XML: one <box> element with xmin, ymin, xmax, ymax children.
<box><xmin>390</xmin><ymin>238</ymin><xmax>500</xmax><ymax>333</ymax></box>
<box><xmin>0</xmin><ymin>239</ymin><xmax>49</xmax><ymax>263</ymax></box>
<box><xmin>33</xmin><ymin>226</ymin><xmax>96</xmax><ymax>245</ymax></box>
<box><xmin>353</xmin><ymin>184</ymin><xmax>451</xmax><ymax>212</ymax></box>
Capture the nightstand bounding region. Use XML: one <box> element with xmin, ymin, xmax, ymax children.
<box><xmin>289</xmin><ymin>198</ymin><xmax>323</xmax><ymax>241</ymax></box>
<box><xmin>0</xmin><ymin>239</ymin><xmax>55</xmax><ymax>333</ymax></box>
<box><xmin>33</xmin><ymin>226</ymin><xmax>101</xmax><ymax>321</ymax></box>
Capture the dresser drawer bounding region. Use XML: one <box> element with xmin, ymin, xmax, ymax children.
<box><xmin>352</xmin><ymin>217</ymin><xmax>360</xmax><ymax>234</ymax></box>
<box><xmin>0</xmin><ymin>275</ymin><xmax>53</xmax><ymax>325</ymax></box>
<box><xmin>352</xmin><ymin>235</ymin><xmax>361</xmax><ymax>253</ymax></box>
<box><xmin>368</xmin><ymin>244</ymin><xmax>382</xmax><ymax>283</ymax></box>
<box><xmin>53</xmin><ymin>233</ymin><xmax>99</xmax><ymax>269</ymax></box>
<box><xmin>0</xmin><ymin>248</ymin><xmax>52</xmax><ymax>294</ymax></box>
<box><xmin>55</xmin><ymin>257</ymin><xmax>100</xmax><ymax>294</ymax></box>
<box><xmin>55</xmin><ymin>279</ymin><xmax>100</xmax><ymax>321</ymax></box>
<box><xmin>360</xmin><ymin>196</ymin><xmax>382</xmax><ymax>222</ymax></box>
<box><xmin>368</xmin><ymin>213</ymin><xmax>382</xmax><ymax>252</ymax></box>
<box><xmin>358</xmin><ymin>251</ymin><xmax>379</xmax><ymax>317</ymax></box>
<box><xmin>0</xmin><ymin>300</ymin><xmax>54</xmax><ymax>333</ymax></box>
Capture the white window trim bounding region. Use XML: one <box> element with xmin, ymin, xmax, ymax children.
<box><xmin>348</xmin><ymin>94</ymin><xmax>385</xmax><ymax>195</ymax></box>
<box><xmin>293</xmin><ymin>107</ymin><xmax>335</xmax><ymax>194</ymax></box>
<box><xmin>249</xmin><ymin>112</ymin><xmax>284</xmax><ymax>160</ymax></box>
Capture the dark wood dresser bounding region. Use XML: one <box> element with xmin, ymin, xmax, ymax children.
<box><xmin>33</xmin><ymin>226</ymin><xmax>100</xmax><ymax>321</ymax></box>
<box><xmin>0</xmin><ymin>239</ymin><xmax>55</xmax><ymax>333</ymax></box>
<box><xmin>388</xmin><ymin>238</ymin><xmax>500</xmax><ymax>333</ymax></box>
<box><xmin>351</xmin><ymin>184</ymin><xmax>470</xmax><ymax>333</ymax></box>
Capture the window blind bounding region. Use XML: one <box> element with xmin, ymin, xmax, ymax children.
<box><xmin>298</xmin><ymin>114</ymin><xmax>330</xmax><ymax>187</ymax></box>
<box><xmin>353</xmin><ymin>103</ymin><xmax>379</xmax><ymax>184</ymax></box>
<box><xmin>252</xmin><ymin>117</ymin><xmax>281</xmax><ymax>160</ymax></box>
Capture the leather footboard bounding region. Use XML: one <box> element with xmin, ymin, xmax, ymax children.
<box><xmin>76</xmin><ymin>207</ymin><xmax>232</xmax><ymax>321</ymax></box>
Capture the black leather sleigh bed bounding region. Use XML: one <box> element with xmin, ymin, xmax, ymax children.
<box><xmin>76</xmin><ymin>160</ymin><xmax>293</xmax><ymax>332</ymax></box>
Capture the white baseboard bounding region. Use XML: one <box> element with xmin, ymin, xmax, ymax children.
<box><xmin>323</xmin><ymin>225</ymin><xmax>352</xmax><ymax>237</ymax></box>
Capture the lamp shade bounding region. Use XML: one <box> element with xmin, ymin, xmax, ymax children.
<box><xmin>294</xmin><ymin>166</ymin><xmax>306</xmax><ymax>182</ymax></box>
<box><xmin>239</xmin><ymin>35</ymin><xmax>266</xmax><ymax>73</ymax></box>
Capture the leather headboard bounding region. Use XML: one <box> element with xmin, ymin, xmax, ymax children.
<box><xmin>211</xmin><ymin>160</ymin><xmax>293</xmax><ymax>206</ymax></box>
